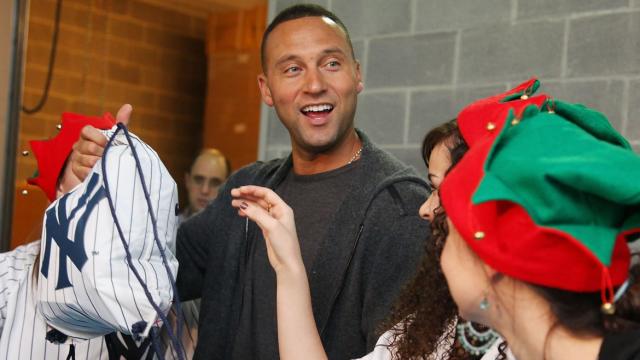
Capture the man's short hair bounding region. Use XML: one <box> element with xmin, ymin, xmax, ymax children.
<box><xmin>260</xmin><ymin>4</ymin><xmax>355</xmax><ymax>72</ymax></box>
<box><xmin>189</xmin><ymin>148</ymin><xmax>232</xmax><ymax>179</ymax></box>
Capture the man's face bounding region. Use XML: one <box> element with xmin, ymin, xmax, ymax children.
<box><xmin>258</xmin><ymin>16</ymin><xmax>363</xmax><ymax>153</ymax></box>
<box><xmin>185</xmin><ymin>155</ymin><xmax>228</xmax><ymax>213</ymax></box>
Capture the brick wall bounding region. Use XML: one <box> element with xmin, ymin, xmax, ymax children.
<box><xmin>262</xmin><ymin>0</ymin><xmax>640</xmax><ymax>173</ymax></box>
<box><xmin>18</xmin><ymin>0</ymin><xmax>206</xmax><ymax>196</ymax></box>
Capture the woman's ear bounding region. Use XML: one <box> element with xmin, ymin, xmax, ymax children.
<box><xmin>483</xmin><ymin>263</ymin><xmax>502</xmax><ymax>284</ymax></box>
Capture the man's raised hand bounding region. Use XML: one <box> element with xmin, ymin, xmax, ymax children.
<box><xmin>70</xmin><ymin>104</ymin><xmax>132</xmax><ymax>181</ymax></box>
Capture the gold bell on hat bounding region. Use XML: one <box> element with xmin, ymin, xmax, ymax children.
<box><xmin>601</xmin><ymin>302</ymin><xmax>616</xmax><ymax>315</ymax></box>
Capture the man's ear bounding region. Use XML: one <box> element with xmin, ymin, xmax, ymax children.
<box><xmin>184</xmin><ymin>172</ymin><xmax>191</xmax><ymax>186</ymax></box>
<box><xmin>257</xmin><ymin>74</ymin><xmax>274</xmax><ymax>107</ymax></box>
<box><xmin>355</xmin><ymin>60</ymin><xmax>364</xmax><ymax>93</ymax></box>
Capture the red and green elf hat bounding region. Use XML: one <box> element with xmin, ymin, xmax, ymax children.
<box><xmin>440</xmin><ymin>78</ymin><xmax>640</xmax><ymax>310</ymax></box>
<box><xmin>27</xmin><ymin>112</ymin><xmax>115</xmax><ymax>201</ymax></box>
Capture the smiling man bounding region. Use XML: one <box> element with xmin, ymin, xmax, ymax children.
<box><xmin>68</xmin><ymin>4</ymin><xmax>429</xmax><ymax>359</ymax></box>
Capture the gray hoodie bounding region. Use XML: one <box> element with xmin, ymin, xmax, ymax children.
<box><xmin>176</xmin><ymin>130</ymin><xmax>430</xmax><ymax>359</ymax></box>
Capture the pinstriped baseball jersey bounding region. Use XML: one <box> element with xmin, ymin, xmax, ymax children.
<box><xmin>36</xmin><ymin>128</ymin><xmax>179</xmax><ymax>341</ymax></box>
<box><xmin>0</xmin><ymin>241</ymin><xmax>108</xmax><ymax>359</ymax></box>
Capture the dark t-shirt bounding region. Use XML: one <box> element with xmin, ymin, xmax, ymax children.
<box><xmin>276</xmin><ymin>160</ymin><xmax>362</xmax><ymax>270</ymax></box>
<box><xmin>599</xmin><ymin>328</ymin><xmax>640</xmax><ymax>359</ymax></box>
<box><xmin>229</xmin><ymin>160</ymin><xmax>364</xmax><ymax>358</ymax></box>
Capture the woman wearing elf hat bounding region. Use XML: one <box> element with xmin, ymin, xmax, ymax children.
<box><xmin>380</xmin><ymin>119</ymin><xmax>514</xmax><ymax>360</ymax></box>
<box><xmin>230</xmin><ymin>78</ymin><xmax>640</xmax><ymax>359</ymax></box>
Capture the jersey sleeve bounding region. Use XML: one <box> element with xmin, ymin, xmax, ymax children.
<box><xmin>0</xmin><ymin>241</ymin><xmax>40</xmax><ymax>333</ymax></box>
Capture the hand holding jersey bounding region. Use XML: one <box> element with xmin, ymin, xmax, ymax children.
<box><xmin>27</xmin><ymin>109</ymin><xmax>182</xmax><ymax>359</ymax></box>
<box><xmin>37</xmin><ymin>125</ymin><xmax>179</xmax><ymax>340</ymax></box>
<box><xmin>68</xmin><ymin>104</ymin><xmax>131</xmax><ymax>182</ymax></box>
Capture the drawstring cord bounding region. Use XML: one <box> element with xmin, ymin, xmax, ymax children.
<box><xmin>102</xmin><ymin>123</ymin><xmax>185</xmax><ymax>359</ymax></box>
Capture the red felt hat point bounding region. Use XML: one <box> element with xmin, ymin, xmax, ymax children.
<box><xmin>27</xmin><ymin>112</ymin><xmax>115</xmax><ymax>201</ymax></box>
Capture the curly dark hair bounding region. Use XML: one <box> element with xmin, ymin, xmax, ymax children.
<box><xmin>382</xmin><ymin>120</ymin><xmax>478</xmax><ymax>359</ymax></box>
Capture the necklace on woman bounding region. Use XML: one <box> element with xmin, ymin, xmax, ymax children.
<box><xmin>456</xmin><ymin>320</ymin><xmax>499</xmax><ymax>356</ymax></box>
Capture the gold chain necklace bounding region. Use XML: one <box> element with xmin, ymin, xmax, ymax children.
<box><xmin>347</xmin><ymin>146</ymin><xmax>363</xmax><ymax>165</ymax></box>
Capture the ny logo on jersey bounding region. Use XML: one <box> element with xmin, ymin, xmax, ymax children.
<box><xmin>41</xmin><ymin>173</ymin><xmax>106</xmax><ymax>290</ymax></box>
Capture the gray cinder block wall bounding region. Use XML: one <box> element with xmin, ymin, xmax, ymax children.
<box><xmin>259</xmin><ymin>0</ymin><xmax>640</xmax><ymax>174</ymax></box>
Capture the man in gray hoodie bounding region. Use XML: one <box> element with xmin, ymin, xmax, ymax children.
<box><xmin>68</xmin><ymin>4</ymin><xmax>430</xmax><ymax>359</ymax></box>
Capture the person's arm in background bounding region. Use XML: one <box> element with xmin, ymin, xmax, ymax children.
<box><xmin>231</xmin><ymin>185</ymin><xmax>328</xmax><ymax>360</ymax></box>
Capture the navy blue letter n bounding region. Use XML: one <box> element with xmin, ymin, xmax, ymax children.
<box><xmin>41</xmin><ymin>173</ymin><xmax>106</xmax><ymax>290</ymax></box>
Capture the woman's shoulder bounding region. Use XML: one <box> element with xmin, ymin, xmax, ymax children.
<box><xmin>354</xmin><ymin>329</ymin><xmax>396</xmax><ymax>360</ymax></box>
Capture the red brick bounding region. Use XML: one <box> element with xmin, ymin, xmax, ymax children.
<box><xmin>107</xmin><ymin>61</ymin><xmax>140</xmax><ymax>83</ymax></box>
<box><xmin>19</xmin><ymin>0</ymin><xmax>206</xmax><ymax>193</ymax></box>
<box><xmin>106</xmin><ymin>0</ymin><xmax>128</xmax><ymax>15</ymax></box>
<box><xmin>130</xmin><ymin>1</ymin><xmax>165</xmax><ymax>23</ymax></box>
<box><xmin>27</xmin><ymin>21</ymin><xmax>54</xmax><ymax>44</ymax></box>
<box><xmin>54</xmin><ymin>48</ymin><xmax>91</xmax><ymax>72</ymax></box>
<box><xmin>21</xmin><ymin>90</ymin><xmax>69</xmax><ymax>117</ymax></box>
<box><xmin>131</xmin><ymin>1</ymin><xmax>191</xmax><ymax>35</ymax></box>
<box><xmin>29</xmin><ymin>0</ymin><xmax>56</xmax><ymax>22</ymax></box>
<box><xmin>66</xmin><ymin>100</ymin><xmax>107</xmax><ymax>116</ymax></box>
<box><xmin>25</xmin><ymin>43</ymin><xmax>50</xmax><ymax>68</ymax></box>
<box><xmin>128</xmin><ymin>88</ymin><xmax>156</xmax><ymax>108</ymax></box>
<box><xmin>109</xmin><ymin>17</ymin><xmax>143</xmax><ymax>41</ymax></box>
<box><xmin>105</xmin><ymin>37</ymin><xmax>133</xmax><ymax>62</ymax></box>
<box><xmin>60</xmin><ymin>5</ymin><xmax>107</xmax><ymax>32</ymax></box>
<box><xmin>129</xmin><ymin>45</ymin><xmax>158</xmax><ymax>68</ymax></box>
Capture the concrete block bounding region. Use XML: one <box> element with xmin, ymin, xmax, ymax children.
<box><xmin>459</xmin><ymin>21</ymin><xmax>563</xmax><ymax>84</ymax></box>
<box><xmin>367</xmin><ymin>32</ymin><xmax>456</xmax><ymax>88</ymax></box>
<box><xmin>264</xmin><ymin>148</ymin><xmax>283</xmax><ymax>161</ymax></box>
<box><xmin>266</xmin><ymin>108</ymin><xmax>291</xmax><ymax>146</ymax></box>
<box><xmin>352</xmin><ymin>39</ymin><xmax>366</xmax><ymax>79</ymax></box>
<box><xmin>517</xmin><ymin>0</ymin><xmax>628</xmax><ymax>19</ymax></box>
<box><xmin>384</xmin><ymin>147</ymin><xmax>425</xmax><ymax>177</ymax></box>
<box><xmin>568</xmin><ymin>12</ymin><xmax>640</xmax><ymax>77</ymax></box>
<box><xmin>408</xmin><ymin>84</ymin><xmax>506</xmax><ymax>143</ymax></box>
<box><xmin>356</xmin><ymin>91</ymin><xmax>406</xmax><ymax>145</ymax></box>
<box><xmin>627</xmin><ymin>80</ymin><xmax>640</xmax><ymax>141</ymax></box>
<box><xmin>415</xmin><ymin>0</ymin><xmax>511</xmax><ymax>32</ymax></box>
<box><xmin>332</xmin><ymin>0</ymin><xmax>411</xmax><ymax>38</ymax></box>
<box><xmin>541</xmin><ymin>79</ymin><xmax>625</xmax><ymax>133</ymax></box>
<box><xmin>275</xmin><ymin>0</ymin><xmax>329</xmax><ymax>14</ymax></box>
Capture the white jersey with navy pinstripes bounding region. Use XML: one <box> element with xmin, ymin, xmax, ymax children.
<box><xmin>36</xmin><ymin>127</ymin><xmax>179</xmax><ymax>341</ymax></box>
<box><xmin>0</xmin><ymin>241</ymin><xmax>108</xmax><ymax>359</ymax></box>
